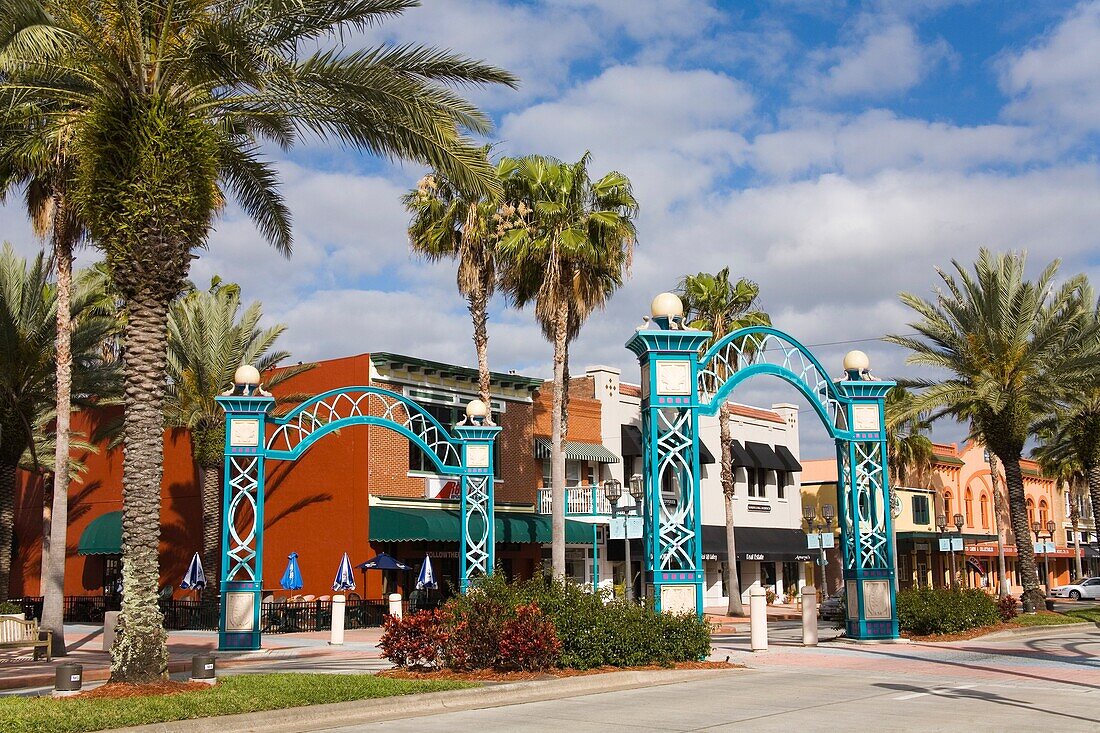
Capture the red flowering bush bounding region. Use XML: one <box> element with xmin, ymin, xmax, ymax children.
<box><xmin>379</xmin><ymin>609</ymin><xmax>449</xmax><ymax>669</ymax></box>
<box><xmin>444</xmin><ymin>591</ymin><xmax>509</xmax><ymax>670</ymax></box>
<box><xmin>998</xmin><ymin>594</ymin><xmax>1019</xmax><ymax>622</ymax></box>
<box><xmin>499</xmin><ymin>603</ymin><xmax>561</xmax><ymax>671</ymax></box>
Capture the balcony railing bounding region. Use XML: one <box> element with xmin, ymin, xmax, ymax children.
<box><xmin>537</xmin><ymin>484</ymin><xmax>625</xmax><ymax>516</ymax></box>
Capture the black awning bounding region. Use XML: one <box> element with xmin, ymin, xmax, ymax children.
<box><xmin>774</xmin><ymin>444</ymin><xmax>802</xmax><ymax>472</ymax></box>
<box><xmin>745</xmin><ymin>441</ymin><xmax>786</xmax><ymax>471</ymax></box>
<box><xmin>699</xmin><ymin>440</ymin><xmax>715</xmax><ymax>465</ymax></box>
<box><xmin>621</xmin><ymin>424</ymin><xmax>644</xmax><ymax>457</ymax></box>
<box><xmin>730</xmin><ymin>440</ymin><xmax>754</xmax><ymax>468</ymax></box>
<box><xmin>701</xmin><ymin>525</ymin><xmax>814</xmax><ymax>562</ymax></box>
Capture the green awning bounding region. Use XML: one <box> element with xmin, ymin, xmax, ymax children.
<box><xmin>370</xmin><ymin>506</ymin><xmax>592</xmax><ymax>544</ymax></box>
<box><xmin>78</xmin><ymin>511</ymin><xmax>122</xmax><ymax>555</ymax></box>
<box><xmin>533</xmin><ymin>438</ymin><xmax>619</xmax><ymax>463</ymax></box>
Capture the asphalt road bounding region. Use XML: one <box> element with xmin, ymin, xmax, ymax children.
<box><xmin>325</xmin><ymin>625</ymin><xmax>1100</xmax><ymax>733</ymax></box>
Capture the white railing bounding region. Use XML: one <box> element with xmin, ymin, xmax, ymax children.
<box><xmin>536</xmin><ymin>485</ymin><xmax>614</xmax><ymax>516</ymax></box>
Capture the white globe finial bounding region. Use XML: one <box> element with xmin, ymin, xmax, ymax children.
<box><xmin>234</xmin><ymin>364</ymin><xmax>261</xmax><ymax>386</ymax></box>
<box><xmin>465</xmin><ymin>398</ymin><xmax>489</xmax><ymax>420</ymax></box>
<box><xmin>843</xmin><ymin>350</ymin><xmax>870</xmax><ymax>373</ymax></box>
<box><xmin>650</xmin><ymin>292</ymin><xmax>684</xmax><ymax>320</ymax></box>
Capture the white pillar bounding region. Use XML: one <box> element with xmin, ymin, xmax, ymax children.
<box><xmin>801</xmin><ymin>585</ymin><xmax>818</xmax><ymax>646</ymax></box>
<box><xmin>388</xmin><ymin>592</ymin><xmax>403</xmax><ymax>619</ymax></box>
<box><xmin>749</xmin><ymin>586</ymin><xmax>768</xmax><ymax>652</ymax></box>
<box><xmin>329</xmin><ymin>595</ymin><xmax>346</xmax><ymax>645</ymax></box>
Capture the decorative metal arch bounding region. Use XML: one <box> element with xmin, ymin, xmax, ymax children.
<box><xmin>697</xmin><ymin>326</ymin><xmax>843</xmax><ymax>432</ymax></box>
<box><xmin>265</xmin><ymin>386</ymin><xmax>462</xmax><ymax>469</ymax></box>
<box><xmin>216</xmin><ymin>385</ymin><xmax>498</xmax><ymax>652</ymax></box>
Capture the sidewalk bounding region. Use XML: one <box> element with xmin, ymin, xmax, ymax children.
<box><xmin>0</xmin><ymin>624</ymin><xmax>387</xmax><ymax>692</ymax></box>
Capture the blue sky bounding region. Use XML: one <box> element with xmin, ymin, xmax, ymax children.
<box><xmin>4</xmin><ymin>0</ymin><xmax>1100</xmax><ymax>457</ymax></box>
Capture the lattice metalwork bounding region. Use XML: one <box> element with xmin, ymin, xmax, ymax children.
<box><xmin>697</xmin><ymin>328</ymin><xmax>841</xmax><ymax>426</ymax></box>
<box><xmin>654</xmin><ymin>408</ymin><xmax>697</xmax><ymax>571</ymax></box>
<box><xmin>265</xmin><ymin>387</ymin><xmax>461</xmax><ymax>467</ymax></box>
<box><xmin>838</xmin><ymin>449</ymin><xmax>856</xmax><ymax>570</ymax></box>
<box><xmin>463</xmin><ymin>475</ymin><xmax>491</xmax><ymax>578</ymax></box>
<box><xmin>853</xmin><ymin>441</ymin><xmax>889</xmax><ymax>568</ymax></box>
<box><xmin>225</xmin><ymin>456</ymin><xmax>260</xmax><ymax>582</ymax></box>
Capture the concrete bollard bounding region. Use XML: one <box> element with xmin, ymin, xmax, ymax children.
<box><xmin>801</xmin><ymin>585</ymin><xmax>818</xmax><ymax>646</ymax></box>
<box><xmin>53</xmin><ymin>663</ymin><xmax>83</xmax><ymax>697</ymax></box>
<box><xmin>190</xmin><ymin>654</ymin><xmax>216</xmax><ymax>685</ymax></box>
<box><xmin>330</xmin><ymin>594</ymin><xmax>346</xmax><ymax>645</ymax></box>
<box><xmin>388</xmin><ymin>593</ymin><xmax>403</xmax><ymax>620</ymax></box>
<box><xmin>749</xmin><ymin>586</ymin><xmax>768</xmax><ymax>652</ymax></box>
<box><xmin>102</xmin><ymin>611</ymin><xmax>119</xmax><ymax>652</ymax></box>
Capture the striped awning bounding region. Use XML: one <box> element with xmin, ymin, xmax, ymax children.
<box><xmin>534</xmin><ymin>438</ymin><xmax>619</xmax><ymax>463</ymax></box>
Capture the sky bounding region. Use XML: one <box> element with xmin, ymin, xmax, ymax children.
<box><xmin>4</xmin><ymin>0</ymin><xmax>1100</xmax><ymax>459</ymax></box>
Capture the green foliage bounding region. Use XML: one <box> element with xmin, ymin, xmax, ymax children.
<box><xmin>0</xmin><ymin>600</ymin><xmax>23</xmax><ymax>614</ymax></box>
<box><xmin>1011</xmin><ymin>612</ymin><xmax>1083</xmax><ymax>627</ymax></box>
<box><xmin>897</xmin><ymin>587</ymin><xmax>1001</xmax><ymax>635</ymax></box>
<box><xmin>1064</xmin><ymin>608</ymin><xmax>1100</xmax><ymax>623</ymax></box>
<box><xmin>0</xmin><ymin>673</ymin><xmax>471</xmax><ymax>733</ymax></box>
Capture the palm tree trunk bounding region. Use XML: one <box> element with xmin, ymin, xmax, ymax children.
<box><xmin>719</xmin><ymin>404</ymin><xmax>743</xmax><ymax>615</ymax></box>
<box><xmin>111</xmin><ymin>292</ymin><xmax>170</xmax><ymax>683</ymax></box>
<box><xmin>0</xmin><ymin>463</ymin><xmax>15</xmax><ymax>602</ymax></box>
<box><xmin>550</xmin><ymin>300</ymin><xmax>568</xmax><ymax>578</ymax></box>
<box><xmin>1087</xmin><ymin>463</ymin><xmax>1100</xmax><ymax>571</ymax></box>
<box><xmin>468</xmin><ymin>291</ymin><xmax>492</xmax><ymax>417</ymax></box>
<box><xmin>200</xmin><ymin>462</ymin><xmax>221</xmax><ymax>604</ymax></box>
<box><xmin>1001</xmin><ymin>454</ymin><xmax>1043</xmax><ymax>612</ymax></box>
<box><xmin>41</xmin><ymin>236</ymin><xmax>73</xmax><ymax>656</ymax></box>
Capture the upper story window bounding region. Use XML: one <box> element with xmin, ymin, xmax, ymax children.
<box><xmin>911</xmin><ymin>495</ymin><xmax>930</xmax><ymax>526</ymax></box>
<box><xmin>776</xmin><ymin>471</ymin><xmax>788</xmax><ymax>500</ymax></box>
<box><xmin>965</xmin><ymin>489</ymin><xmax>974</xmax><ymax>527</ymax></box>
<box><xmin>746</xmin><ymin>467</ymin><xmax>768</xmax><ymax>498</ymax></box>
<box><xmin>409</xmin><ymin>401</ymin><xmax>500</xmax><ymax>477</ymax></box>
<box><xmin>980</xmin><ymin>494</ymin><xmax>989</xmax><ymax>529</ymax></box>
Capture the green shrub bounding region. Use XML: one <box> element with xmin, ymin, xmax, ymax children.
<box><xmin>0</xmin><ymin>601</ymin><xmax>24</xmax><ymax>615</ymax></box>
<box><xmin>897</xmin><ymin>587</ymin><xmax>1001</xmax><ymax>635</ymax></box>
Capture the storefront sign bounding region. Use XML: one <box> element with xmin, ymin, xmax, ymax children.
<box><xmin>747</xmin><ymin>503</ymin><xmax>771</xmax><ymax>512</ymax></box>
<box><xmin>744</xmin><ymin>553</ymin><xmax>765</xmax><ymax>561</ymax></box>
<box><xmin>938</xmin><ymin>537</ymin><xmax>963</xmax><ymax>552</ymax></box>
<box><xmin>966</xmin><ymin>556</ymin><xmax>985</xmax><ymax>574</ymax></box>
<box><xmin>424</xmin><ymin>477</ymin><xmax>461</xmax><ymax>500</ymax></box>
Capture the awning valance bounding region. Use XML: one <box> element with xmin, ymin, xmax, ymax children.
<box><xmin>370</xmin><ymin>506</ymin><xmax>592</xmax><ymax>544</ymax></box>
<box><xmin>745</xmin><ymin>441</ymin><xmax>787</xmax><ymax>471</ymax></box>
<box><xmin>78</xmin><ymin>511</ymin><xmax>122</xmax><ymax>555</ymax></box>
<box><xmin>774</xmin><ymin>444</ymin><xmax>802</xmax><ymax>472</ymax></box>
<box><xmin>534</xmin><ymin>438</ymin><xmax>619</xmax><ymax>463</ymax></box>
<box><xmin>730</xmin><ymin>440</ymin><xmax>754</xmax><ymax>468</ymax></box>
<box><xmin>701</xmin><ymin>525</ymin><xmax>814</xmax><ymax>562</ymax></box>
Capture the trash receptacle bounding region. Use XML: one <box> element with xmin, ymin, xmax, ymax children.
<box><xmin>53</xmin><ymin>663</ymin><xmax>82</xmax><ymax>697</ymax></box>
<box><xmin>190</xmin><ymin>654</ymin><xmax>216</xmax><ymax>685</ymax></box>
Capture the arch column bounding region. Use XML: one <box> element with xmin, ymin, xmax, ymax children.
<box><xmin>215</xmin><ymin>394</ymin><xmax>274</xmax><ymax>651</ymax></box>
<box><xmin>454</xmin><ymin>424</ymin><xmax>501</xmax><ymax>591</ymax></box>
<box><xmin>835</xmin><ymin>380</ymin><xmax>899</xmax><ymax>640</ymax></box>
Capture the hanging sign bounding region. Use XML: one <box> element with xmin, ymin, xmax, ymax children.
<box><xmin>609</xmin><ymin>517</ymin><xmax>627</xmax><ymax>540</ymax></box>
<box><xmin>626</xmin><ymin>516</ymin><xmax>644</xmax><ymax>539</ymax></box>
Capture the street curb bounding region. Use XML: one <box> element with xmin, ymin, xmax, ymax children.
<box><xmin>976</xmin><ymin>621</ymin><xmax>1096</xmax><ymax>640</ymax></box>
<box><xmin>103</xmin><ymin>668</ymin><xmax>740</xmax><ymax>733</ymax></box>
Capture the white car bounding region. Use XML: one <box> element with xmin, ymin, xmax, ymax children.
<box><xmin>1050</xmin><ymin>577</ymin><xmax>1100</xmax><ymax>600</ymax></box>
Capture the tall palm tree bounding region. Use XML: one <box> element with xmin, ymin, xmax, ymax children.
<box><xmin>166</xmin><ymin>278</ymin><xmax>311</xmax><ymax>603</ymax></box>
<box><xmin>403</xmin><ymin>154</ymin><xmax>509</xmax><ymax>413</ymax></box>
<box><xmin>0</xmin><ymin>243</ymin><xmax>119</xmax><ymax>605</ymax></box>
<box><xmin>1033</xmin><ymin>400</ymin><xmax>1099</xmax><ymax>581</ymax></box>
<box><xmin>0</xmin><ymin>0</ymin><xmax>516</xmax><ymax>682</ymax></box>
<box><xmin>886</xmin><ymin>249</ymin><xmax>1100</xmax><ymax>612</ymax></box>
<box><xmin>0</xmin><ymin>117</ymin><xmax>86</xmax><ymax>656</ymax></box>
<box><xmin>678</xmin><ymin>268</ymin><xmax>769</xmax><ymax>616</ymax></box>
<box><xmin>498</xmin><ymin>153</ymin><xmax>638</xmax><ymax>578</ymax></box>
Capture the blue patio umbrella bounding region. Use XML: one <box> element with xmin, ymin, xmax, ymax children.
<box><xmin>332</xmin><ymin>552</ymin><xmax>356</xmax><ymax>592</ymax></box>
<box><xmin>280</xmin><ymin>552</ymin><xmax>303</xmax><ymax>591</ymax></box>
<box><xmin>356</xmin><ymin>553</ymin><xmax>411</xmax><ymax>571</ymax></box>
<box><xmin>415</xmin><ymin>555</ymin><xmax>436</xmax><ymax>590</ymax></box>
<box><xmin>180</xmin><ymin>552</ymin><xmax>206</xmax><ymax>591</ymax></box>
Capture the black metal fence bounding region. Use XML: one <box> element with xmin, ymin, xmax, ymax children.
<box><xmin>13</xmin><ymin>596</ymin><xmax>392</xmax><ymax>633</ymax></box>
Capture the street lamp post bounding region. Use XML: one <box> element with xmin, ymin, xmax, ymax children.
<box><xmin>1032</xmin><ymin>519</ymin><xmax>1056</xmax><ymax>597</ymax></box>
<box><xmin>627</xmin><ymin>474</ymin><xmax>644</xmax><ymax>602</ymax></box>
<box><xmin>803</xmin><ymin>503</ymin><xmax>835</xmax><ymax>595</ymax></box>
<box><xmin>953</xmin><ymin>513</ymin><xmax>966</xmax><ymax>587</ymax></box>
<box><xmin>937</xmin><ymin>513</ymin><xmax>962</xmax><ymax>589</ymax></box>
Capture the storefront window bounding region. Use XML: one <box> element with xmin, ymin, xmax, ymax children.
<box><xmin>759</xmin><ymin>561</ymin><xmax>776</xmax><ymax>591</ymax></box>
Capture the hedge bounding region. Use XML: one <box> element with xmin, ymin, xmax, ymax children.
<box><xmin>897</xmin><ymin>587</ymin><xmax>1001</xmax><ymax>635</ymax></box>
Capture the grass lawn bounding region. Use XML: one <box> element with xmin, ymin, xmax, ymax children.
<box><xmin>1062</xmin><ymin>608</ymin><xmax>1100</xmax><ymax>623</ymax></box>
<box><xmin>0</xmin><ymin>673</ymin><xmax>474</xmax><ymax>733</ymax></box>
<box><xmin>1011</xmin><ymin>611</ymin><xmax>1091</xmax><ymax>627</ymax></box>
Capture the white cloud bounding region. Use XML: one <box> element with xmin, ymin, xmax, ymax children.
<box><xmin>750</xmin><ymin>109</ymin><xmax>1055</xmax><ymax>179</ymax></box>
<box><xmin>1000</xmin><ymin>1</ymin><xmax>1100</xmax><ymax>133</ymax></box>
<box><xmin>801</xmin><ymin>23</ymin><xmax>951</xmax><ymax>99</ymax></box>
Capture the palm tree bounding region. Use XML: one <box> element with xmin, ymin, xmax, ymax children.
<box><xmin>497</xmin><ymin>154</ymin><xmax>638</xmax><ymax>577</ymax></box>
<box><xmin>166</xmin><ymin>278</ymin><xmax>310</xmax><ymax>603</ymax></box>
<box><xmin>1033</xmin><ymin>400</ymin><xmax>1099</xmax><ymax>582</ymax></box>
<box><xmin>884</xmin><ymin>387</ymin><xmax>934</xmax><ymax>488</ymax></box>
<box><xmin>0</xmin><ymin>0</ymin><xmax>516</xmax><ymax>682</ymax></box>
<box><xmin>678</xmin><ymin>268</ymin><xmax>770</xmax><ymax>616</ymax></box>
<box><xmin>886</xmin><ymin>249</ymin><xmax>1100</xmax><ymax>612</ymax></box>
<box><xmin>403</xmin><ymin>154</ymin><xmax>509</xmax><ymax>413</ymax></box>
<box><xmin>0</xmin><ymin>244</ymin><xmax>119</xmax><ymax>605</ymax></box>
